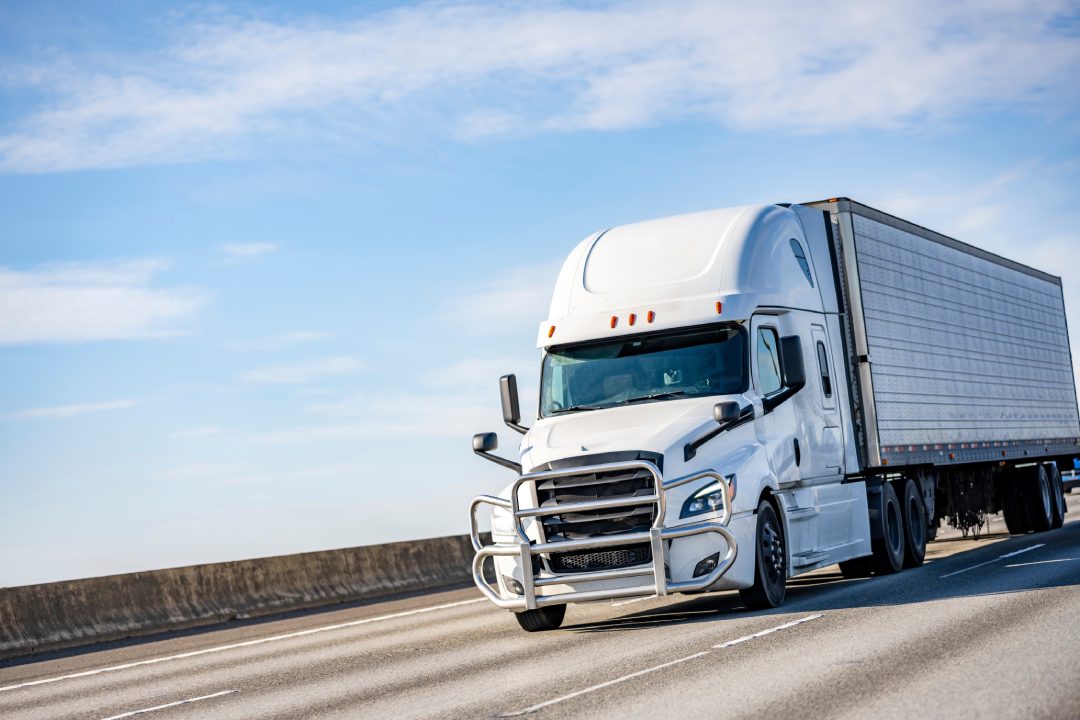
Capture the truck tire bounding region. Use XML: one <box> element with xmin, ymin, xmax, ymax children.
<box><xmin>1045</xmin><ymin>463</ymin><xmax>1066</xmax><ymax>530</ymax></box>
<box><xmin>739</xmin><ymin>500</ymin><xmax>787</xmax><ymax>609</ymax></box>
<box><xmin>1022</xmin><ymin>464</ymin><xmax>1053</xmax><ymax>533</ymax></box>
<box><xmin>899</xmin><ymin>479</ymin><xmax>926</xmax><ymax>568</ymax></box>
<box><xmin>515</xmin><ymin>605</ymin><xmax>566</xmax><ymax>632</ymax></box>
<box><xmin>1002</xmin><ymin>469</ymin><xmax>1029</xmax><ymax>535</ymax></box>
<box><xmin>870</xmin><ymin>482</ymin><xmax>905</xmax><ymax>575</ymax></box>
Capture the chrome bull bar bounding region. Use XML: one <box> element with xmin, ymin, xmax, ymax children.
<box><xmin>469</xmin><ymin>460</ymin><xmax>737</xmax><ymax>610</ymax></box>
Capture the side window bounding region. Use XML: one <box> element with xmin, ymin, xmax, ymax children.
<box><xmin>789</xmin><ymin>238</ymin><xmax>814</xmax><ymax>287</ymax></box>
<box><xmin>816</xmin><ymin>341</ymin><xmax>832</xmax><ymax>398</ymax></box>
<box><xmin>756</xmin><ymin>327</ymin><xmax>782</xmax><ymax>395</ymax></box>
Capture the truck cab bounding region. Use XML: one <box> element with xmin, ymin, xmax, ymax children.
<box><xmin>469</xmin><ymin>203</ymin><xmax>874</xmax><ymax>630</ymax></box>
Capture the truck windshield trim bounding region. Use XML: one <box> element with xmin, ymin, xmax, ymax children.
<box><xmin>540</xmin><ymin>323</ymin><xmax>748</xmax><ymax>418</ymax></box>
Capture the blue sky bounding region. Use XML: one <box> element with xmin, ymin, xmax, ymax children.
<box><xmin>1</xmin><ymin>1</ymin><xmax>1079</xmax><ymax>586</ymax></box>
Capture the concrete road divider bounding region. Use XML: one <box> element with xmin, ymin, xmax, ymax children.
<box><xmin>0</xmin><ymin>533</ymin><xmax>485</xmax><ymax>660</ymax></box>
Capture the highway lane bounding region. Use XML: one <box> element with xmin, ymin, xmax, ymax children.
<box><xmin>3</xmin><ymin>495</ymin><xmax>1079</xmax><ymax>720</ymax></box>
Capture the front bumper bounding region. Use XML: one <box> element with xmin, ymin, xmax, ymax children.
<box><xmin>469</xmin><ymin>460</ymin><xmax>738</xmax><ymax>610</ymax></box>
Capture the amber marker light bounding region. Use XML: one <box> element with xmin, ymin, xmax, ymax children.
<box><xmin>628</xmin><ymin>313</ymin><xmax>637</xmax><ymax>326</ymax></box>
<box><xmin>715</xmin><ymin>301</ymin><xmax>723</xmax><ymax>314</ymax></box>
<box><xmin>647</xmin><ymin>311</ymin><xmax>655</xmax><ymax>323</ymax></box>
<box><xmin>548</xmin><ymin>325</ymin><xmax>556</xmax><ymax>338</ymax></box>
<box><xmin>610</xmin><ymin>316</ymin><xmax>618</xmax><ymax>328</ymax></box>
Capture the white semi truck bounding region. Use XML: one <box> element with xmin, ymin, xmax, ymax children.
<box><xmin>468</xmin><ymin>198</ymin><xmax>1080</xmax><ymax>632</ymax></box>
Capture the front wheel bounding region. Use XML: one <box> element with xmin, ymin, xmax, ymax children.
<box><xmin>739</xmin><ymin>500</ymin><xmax>787</xmax><ymax>610</ymax></box>
<box><xmin>515</xmin><ymin>605</ymin><xmax>566</xmax><ymax>632</ymax></box>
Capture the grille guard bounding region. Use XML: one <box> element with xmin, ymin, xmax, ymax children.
<box><xmin>469</xmin><ymin>460</ymin><xmax>738</xmax><ymax>610</ymax></box>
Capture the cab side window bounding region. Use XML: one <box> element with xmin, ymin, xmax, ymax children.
<box><xmin>816</xmin><ymin>341</ymin><xmax>832</xmax><ymax>398</ymax></box>
<box><xmin>756</xmin><ymin>327</ymin><xmax>782</xmax><ymax>395</ymax></box>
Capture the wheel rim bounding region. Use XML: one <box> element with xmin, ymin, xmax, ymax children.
<box><xmin>761</xmin><ymin>517</ymin><xmax>784</xmax><ymax>585</ymax></box>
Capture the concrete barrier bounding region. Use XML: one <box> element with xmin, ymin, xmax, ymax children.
<box><xmin>0</xmin><ymin>533</ymin><xmax>483</xmax><ymax>660</ymax></box>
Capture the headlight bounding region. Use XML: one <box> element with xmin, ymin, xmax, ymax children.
<box><xmin>680</xmin><ymin>474</ymin><xmax>736</xmax><ymax>518</ymax></box>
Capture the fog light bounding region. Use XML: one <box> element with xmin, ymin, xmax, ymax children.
<box><xmin>693</xmin><ymin>552</ymin><xmax>721</xmax><ymax>578</ymax></box>
<box><xmin>502</xmin><ymin>575</ymin><xmax>524</xmax><ymax>595</ymax></box>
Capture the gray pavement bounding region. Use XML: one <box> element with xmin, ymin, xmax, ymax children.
<box><xmin>3</xmin><ymin>495</ymin><xmax>1079</xmax><ymax>720</ymax></box>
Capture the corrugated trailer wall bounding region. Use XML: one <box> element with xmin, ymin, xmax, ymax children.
<box><xmin>817</xmin><ymin>200</ymin><xmax>1080</xmax><ymax>469</ymax></box>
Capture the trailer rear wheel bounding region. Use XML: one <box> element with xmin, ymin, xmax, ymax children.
<box><xmin>515</xmin><ymin>605</ymin><xmax>566</xmax><ymax>632</ymax></box>
<box><xmin>1022</xmin><ymin>464</ymin><xmax>1053</xmax><ymax>533</ymax></box>
<box><xmin>1045</xmin><ymin>463</ymin><xmax>1065</xmax><ymax>530</ymax></box>
<box><xmin>739</xmin><ymin>500</ymin><xmax>787</xmax><ymax>609</ymax></box>
<box><xmin>1002</xmin><ymin>469</ymin><xmax>1029</xmax><ymax>534</ymax></box>
<box><xmin>870</xmin><ymin>482</ymin><xmax>905</xmax><ymax>575</ymax></box>
<box><xmin>900</xmin><ymin>479</ymin><xmax>926</xmax><ymax>568</ymax></box>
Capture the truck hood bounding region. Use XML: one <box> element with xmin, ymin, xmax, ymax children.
<box><xmin>521</xmin><ymin>396</ymin><xmax>737</xmax><ymax>471</ymax></box>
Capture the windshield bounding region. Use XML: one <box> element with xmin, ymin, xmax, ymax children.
<box><xmin>540</xmin><ymin>324</ymin><xmax>747</xmax><ymax>416</ymax></box>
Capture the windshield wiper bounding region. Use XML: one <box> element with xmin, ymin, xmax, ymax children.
<box><xmin>623</xmin><ymin>390</ymin><xmax>688</xmax><ymax>404</ymax></box>
<box><xmin>549</xmin><ymin>403</ymin><xmax>609</xmax><ymax>415</ymax></box>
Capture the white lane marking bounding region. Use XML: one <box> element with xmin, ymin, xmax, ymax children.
<box><xmin>497</xmin><ymin>652</ymin><xmax>712</xmax><ymax>717</ymax></box>
<box><xmin>713</xmin><ymin>614</ymin><xmax>823</xmax><ymax>648</ymax></box>
<box><xmin>96</xmin><ymin>690</ymin><xmax>236</xmax><ymax>716</ymax></box>
<box><xmin>97</xmin><ymin>690</ymin><xmax>236</xmax><ymax>720</ymax></box>
<box><xmin>940</xmin><ymin>543</ymin><xmax>1045</xmax><ymax>579</ymax></box>
<box><xmin>499</xmin><ymin>614</ymin><xmax>823</xmax><ymax>716</ymax></box>
<box><xmin>0</xmin><ymin>598</ymin><xmax>485</xmax><ymax>693</ymax></box>
<box><xmin>1006</xmin><ymin>558</ymin><xmax>1078</xmax><ymax>568</ymax></box>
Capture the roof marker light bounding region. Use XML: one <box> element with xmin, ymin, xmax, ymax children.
<box><xmin>647</xmin><ymin>311</ymin><xmax>655</xmax><ymax>323</ymax></box>
<box><xmin>548</xmin><ymin>325</ymin><xmax>556</xmax><ymax>338</ymax></box>
<box><xmin>716</xmin><ymin>302</ymin><xmax>723</xmax><ymax>315</ymax></box>
<box><xmin>610</xmin><ymin>316</ymin><xmax>618</xmax><ymax>329</ymax></box>
<box><xmin>628</xmin><ymin>313</ymin><xmax>637</xmax><ymax>326</ymax></box>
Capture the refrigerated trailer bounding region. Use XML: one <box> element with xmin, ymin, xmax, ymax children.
<box><xmin>469</xmin><ymin>198</ymin><xmax>1080</xmax><ymax>631</ymax></box>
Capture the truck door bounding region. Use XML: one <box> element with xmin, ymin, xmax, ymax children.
<box><xmin>804</xmin><ymin>323</ymin><xmax>845</xmax><ymax>479</ymax></box>
<box><xmin>750</xmin><ymin>315</ymin><xmax>799</xmax><ymax>487</ymax></box>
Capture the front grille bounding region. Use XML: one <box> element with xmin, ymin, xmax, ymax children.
<box><xmin>536</xmin><ymin>465</ymin><xmax>657</xmax><ymax>573</ymax></box>
<box><xmin>549</xmin><ymin>543</ymin><xmax>652</xmax><ymax>573</ymax></box>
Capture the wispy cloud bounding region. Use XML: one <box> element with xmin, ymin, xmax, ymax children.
<box><xmin>14</xmin><ymin>399</ymin><xmax>138</xmax><ymax>419</ymax></box>
<box><xmin>228</xmin><ymin>330</ymin><xmax>331</xmax><ymax>351</ymax></box>
<box><xmin>2</xmin><ymin>2</ymin><xmax>1077</xmax><ymax>173</ymax></box>
<box><xmin>222</xmin><ymin>242</ymin><xmax>279</xmax><ymax>259</ymax></box>
<box><xmin>171</xmin><ymin>425</ymin><xmax>226</xmax><ymax>438</ymax></box>
<box><xmin>448</xmin><ymin>261</ymin><xmax>562</xmax><ymax>336</ymax></box>
<box><xmin>239</xmin><ymin>355</ymin><xmax>361</xmax><ymax>384</ymax></box>
<box><xmin>0</xmin><ymin>259</ymin><xmax>205</xmax><ymax>344</ymax></box>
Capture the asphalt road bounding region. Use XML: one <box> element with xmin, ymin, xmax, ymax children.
<box><xmin>3</xmin><ymin>496</ymin><xmax>1079</xmax><ymax>720</ymax></box>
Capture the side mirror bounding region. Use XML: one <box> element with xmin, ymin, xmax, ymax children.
<box><xmin>472</xmin><ymin>432</ymin><xmax>498</xmax><ymax>453</ymax></box>
<box><xmin>500</xmin><ymin>374</ymin><xmax>529</xmax><ymax>435</ymax></box>
<box><xmin>713</xmin><ymin>401</ymin><xmax>740</xmax><ymax>424</ymax></box>
<box><xmin>779</xmin><ymin>336</ymin><xmax>806</xmax><ymax>390</ymax></box>
<box><xmin>471</xmin><ymin>432</ymin><xmax>521</xmax><ymax>472</ymax></box>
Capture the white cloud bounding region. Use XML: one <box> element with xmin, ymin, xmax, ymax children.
<box><xmin>0</xmin><ymin>260</ymin><xmax>205</xmax><ymax>344</ymax></box>
<box><xmin>171</xmin><ymin>425</ymin><xmax>226</xmax><ymax>438</ymax></box>
<box><xmin>239</xmin><ymin>355</ymin><xmax>361</xmax><ymax>384</ymax></box>
<box><xmin>222</xmin><ymin>242</ymin><xmax>279</xmax><ymax>259</ymax></box>
<box><xmin>228</xmin><ymin>330</ymin><xmax>331</xmax><ymax>351</ymax></box>
<box><xmin>14</xmin><ymin>399</ymin><xmax>138</xmax><ymax>419</ymax></box>
<box><xmin>448</xmin><ymin>261</ymin><xmax>562</xmax><ymax>336</ymax></box>
<box><xmin>2</xmin><ymin>1</ymin><xmax>1078</xmax><ymax>172</ymax></box>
